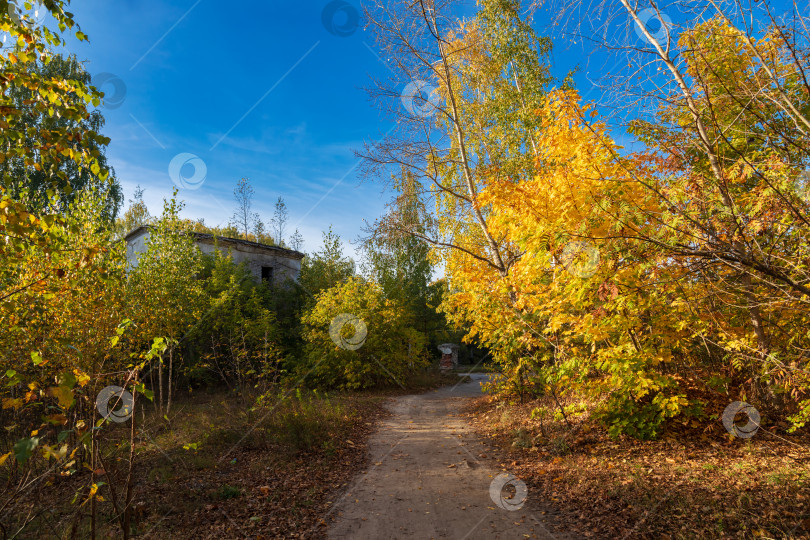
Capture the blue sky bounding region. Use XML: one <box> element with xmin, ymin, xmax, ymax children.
<box><xmin>52</xmin><ymin>0</ymin><xmax>625</xmax><ymax>255</ymax></box>
<box><xmin>56</xmin><ymin>0</ymin><xmax>611</xmax><ymax>256</ymax></box>
<box><xmin>60</xmin><ymin>0</ymin><xmax>412</xmax><ymax>254</ymax></box>
<box><xmin>55</xmin><ymin>0</ymin><xmax>795</xmax><ymax>254</ymax></box>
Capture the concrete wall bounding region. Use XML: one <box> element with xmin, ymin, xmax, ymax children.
<box><xmin>125</xmin><ymin>229</ymin><xmax>151</xmax><ymax>270</ymax></box>
<box><xmin>195</xmin><ymin>239</ymin><xmax>301</xmax><ymax>284</ymax></box>
<box><xmin>125</xmin><ymin>229</ymin><xmax>302</xmax><ymax>285</ymax></box>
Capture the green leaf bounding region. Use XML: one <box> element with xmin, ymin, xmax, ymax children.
<box><xmin>133</xmin><ymin>383</ymin><xmax>154</xmax><ymax>401</ymax></box>
<box><xmin>50</xmin><ymin>385</ymin><xmax>75</xmax><ymax>409</ymax></box>
<box><xmin>31</xmin><ymin>351</ymin><xmax>44</xmax><ymax>365</ymax></box>
<box><xmin>13</xmin><ymin>437</ymin><xmax>40</xmax><ymax>465</ymax></box>
<box><xmin>57</xmin><ymin>371</ymin><xmax>77</xmax><ymax>389</ymax></box>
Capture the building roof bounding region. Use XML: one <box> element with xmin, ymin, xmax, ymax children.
<box><xmin>124</xmin><ymin>225</ymin><xmax>305</xmax><ymax>260</ymax></box>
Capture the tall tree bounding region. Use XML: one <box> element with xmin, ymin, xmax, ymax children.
<box><xmin>126</xmin><ymin>195</ymin><xmax>205</xmax><ymax>415</ymax></box>
<box><xmin>270</xmin><ymin>196</ymin><xmax>288</xmax><ymax>246</ymax></box>
<box><xmin>230</xmin><ymin>177</ymin><xmax>255</xmax><ymax>239</ymax></box>
<box><xmin>1</xmin><ymin>0</ymin><xmax>110</xmax><ymax>336</ymax></box>
<box><xmin>364</xmin><ymin>170</ymin><xmax>435</xmax><ymax>335</ymax></box>
<box><xmin>299</xmin><ymin>226</ymin><xmax>355</xmax><ymax>298</ymax></box>
<box><xmin>252</xmin><ymin>212</ymin><xmax>266</xmax><ymax>243</ymax></box>
<box><xmin>0</xmin><ymin>53</ymin><xmax>122</xmax><ymax>221</ymax></box>
<box><xmin>361</xmin><ymin>0</ymin><xmax>553</xmax><ymax>280</ymax></box>
<box><xmin>0</xmin><ymin>4</ymin><xmax>137</xmax><ymax>533</ymax></box>
<box><xmin>116</xmin><ymin>185</ymin><xmax>150</xmax><ymax>238</ymax></box>
<box><xmin>289</xmin><ymin>228</ymin><xmax>304</xmax><ymax>251</ymax></box>
<box><xmin>547</xmin><ymin>0</ymin><xmax>810</xmax><ymax>410</ymax></box>
<box><xmin>360</xmin><ymin>0</ymin><xmax>555</xmax><ymax>373</ymax></box>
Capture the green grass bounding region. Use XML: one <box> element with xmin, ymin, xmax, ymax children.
<box><xmin>217</xmin><ymin>484</ymin><xmax>242</xmax><ymax>499</ymax></box>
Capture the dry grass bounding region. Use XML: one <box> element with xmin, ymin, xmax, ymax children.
<box><xmin>2</xmin><ymin>369</ymin><xmax>461</xmax><ymax>538</ymax></box>
<box><xmin>464</xmin><ymin>394</ymin><xmax>810</xmax><ymax>539</ymax></box>
<box><xmin>2</xmin><ymin>389</ymin><xmax>388</xmax><ymax>539</ymax></box>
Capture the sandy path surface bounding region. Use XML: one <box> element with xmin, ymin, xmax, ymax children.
<box><xmin>327</xmin><ymin>374</ymin><xmax>575</xmax><ymax>539</ymax></box>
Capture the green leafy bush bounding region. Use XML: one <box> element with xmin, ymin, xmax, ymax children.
<box><xmin>189</xmin><ymin>249</ymin><xmax>284</xmax><ymax>391</ymax></box>
<box><xmin>300</xmin><ymin>277</ymin><xmax>429</xmax><ymax>390</ymax></box>
<box><xmin>597</xmin><ymin>391</ymin><xmax>689</xmax><ymax>440</ymax></box>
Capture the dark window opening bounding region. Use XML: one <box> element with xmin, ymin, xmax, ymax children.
<box><xmin>261</xmin><ymin>266</ymin><xmax>274</xmax><ymax>283</ymax></box>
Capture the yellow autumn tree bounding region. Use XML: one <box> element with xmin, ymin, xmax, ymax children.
<box><xmin>441</xmin><ymin>14</ymin><xmax>810</xmax><ymax>436</ymax></box>
<box><xmin>442</xmin><ymin>89</ymin><xmax>701</xmax><ymax>437</ymax></box>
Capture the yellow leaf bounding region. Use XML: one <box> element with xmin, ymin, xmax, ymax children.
<box><xmin>73</xmin><ymin>369</ymin><xmax>90</xmax><ymax>387</ymax></box>
<box><xmin>48</xmin><ymin>386</ymin><xmax>74</xmax><ymax>409</ymax></box>
<box><xmin>2</xmin><ymin>397</ymin><xmax>23</xmax><ymax>410</ymax></box>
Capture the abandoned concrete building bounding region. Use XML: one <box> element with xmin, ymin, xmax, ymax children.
<box><xmin>124</xmin><ymin>225</ymin><xmax>305</xmax><ymax>284</ymax></box>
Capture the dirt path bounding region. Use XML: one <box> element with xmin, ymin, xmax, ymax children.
<box><xmin>327</xmin><ymin>374</ymin><xmax>576</xmax><ymax>539</ymax></box>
